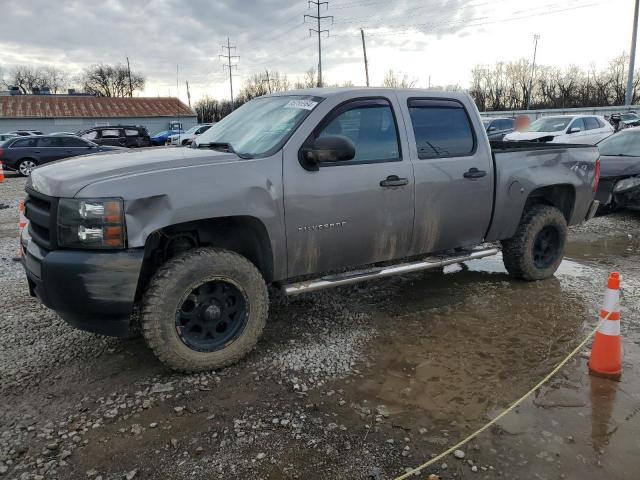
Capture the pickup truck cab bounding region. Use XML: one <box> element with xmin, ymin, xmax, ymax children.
<box><xmin>21</xmin><ymin>88</ymin><xmax>601</xmax><ymax>372</ymax></box>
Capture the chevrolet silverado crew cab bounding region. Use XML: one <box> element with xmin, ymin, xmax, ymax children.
<box><xmin>21</xmin><ymin>89</ymin><xmax>601</xmax><ymax>372</ymax></box>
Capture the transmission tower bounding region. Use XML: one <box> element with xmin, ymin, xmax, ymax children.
<box><xmin>219</xmin><ymin>37</ymin><xmax>239</xmax><ymax>109</ymax></box>
<box><xmin>304</xmin><ymin>1</ymin><xmax>333</xmax><ymax>87</ymax></box>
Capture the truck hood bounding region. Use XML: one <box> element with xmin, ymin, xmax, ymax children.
<box><xmin>28</xmin><ymin>147</ymin><xmax>240</xmax><ymax>198</ymax></box>
<box><xmin>504</xmin><ymin>131</ymin><xmax>559</xmax><ymax>142</ymax></box>
<box><xmin>600</xmin><ymin>154</ymin><xmax>640</xmax><ymax>178</ymax></box>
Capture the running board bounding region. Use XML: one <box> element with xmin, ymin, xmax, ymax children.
<box><xmin>283</xmin><ymin>247</ymin><xmax>500</xmax><ymax>295</ymax></box>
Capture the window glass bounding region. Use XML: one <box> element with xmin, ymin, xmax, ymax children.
<box><xmin>82</xmin><ymin>131</ymin><xmax>98</xmax><ymax>140</ymax></box>
<box><xmin>125</xmin><ymin>129</ymin><xmax>139</xmax><ymax>137</ymax></box>
<box><xmin>101</xmin><ymin>129</ymin><xmax>121</xmax><ymax>138</ymax></box>
<box><xmin>499</xmin><ymin>119</ymin><xmax>514</xmax><ymax>130</ymax></box>
<box><xmin>568</xmin><ymin>118</ymin><xmax>585</xmax><ymax>132</ymax></box>
<box><xmin>36</xmin><ymin>137</ymin><xmax>62</xmax><ymax>147</ymax></box>
<box><xmin>584</xmin><ymin>117</ymin><xmax>600</xmax><ymax>130</ymax></box>
<box><xmin>317</xmin><ymin>105</ymin><xmax>400</xmax><ymax>163</ymax></box>
<box><xmin>12</xmin><ymin>138</ymin><xmax>37</xmax><ymax>147</ymax></box>
<box><xmin>60</xmin><ymin>137</ymin><xmax>89</xmax><ymax>147</ymax></box>
<box><xmin>409</xmin><ymin>105</ymin><xmax>475</xmax><ymax>159</ymax></box>
<box><xmin>598</xmin><ymin>131</ymin><xmax>640</xmax><ymax>156</ymax></box>
<box><xmin>528</xmin><ymin>117</ymin><xmax>572</xmax><ymax>132</ymax></box>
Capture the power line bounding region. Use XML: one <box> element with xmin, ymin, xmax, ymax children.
<box><xmin>219</xmin><ymin>37</ymin><xmax>239</xmax><ymax>108</ymax></box>
<box><xmin>305</xmin><ymin>0</ymin><xmax>334</xmax><ymax>87</ymax></box>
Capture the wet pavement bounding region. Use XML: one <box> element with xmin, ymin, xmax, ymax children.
<box><xmin>1</xmin><ymin>171</ymin><xmax>639</xmax><ymax>479</ymax></box>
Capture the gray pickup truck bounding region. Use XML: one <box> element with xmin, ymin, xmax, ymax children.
<box><xmin>21</xmin><ymin>88</ymin><xmax>600</xmax><ymax>372</ymax></box>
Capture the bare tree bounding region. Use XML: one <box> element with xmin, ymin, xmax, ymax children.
<box><xmin>79</xmin><ymin>63</ymin><xmax>144</xmax><ymax>97</ymax></box>
<box><xmin>382</xmin><ymin>69</ymin><xmax>416</xmax><ymax>88</ymax></box>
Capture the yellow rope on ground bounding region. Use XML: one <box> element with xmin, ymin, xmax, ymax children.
<box><xmin>395</xmin><ymin>310</ymin><xmax>614</xmax><ymax>480</ymax></box>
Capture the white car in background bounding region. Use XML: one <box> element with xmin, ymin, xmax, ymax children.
<box><xmin>503</xmin><ymin>115</ymin><xmax>613</xmax><ymax>145</ymax></box>
<box><xmin>169</xmin><ymin>124</ymin><xmax>213</xmax><ymax>146</ymax></box>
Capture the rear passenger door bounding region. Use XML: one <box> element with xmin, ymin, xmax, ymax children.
<box><xmin>99</xmin><ymin>128</ymin><xmax>126</xmax><ymax>147</ymax></box>
<box><xmin>396</xmin><ymin>95</ymin><xmax>494</xmax><ymax>255</ymax></box>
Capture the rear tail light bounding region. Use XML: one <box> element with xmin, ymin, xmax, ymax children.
<box><xmin>593</xmin><ymin>157</ymin><xmax>601</xmax><ymax>193</ymax></box>
<box><xmin>0</xmin><ymin>148</ymin><xmax>4</xmax><ymax>158</ymax></box>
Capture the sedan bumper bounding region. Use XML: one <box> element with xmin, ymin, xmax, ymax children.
<box><xmin>21</xmin><ymin>227</ymin><xmax>145</xmax><ymax>337</ymax></box>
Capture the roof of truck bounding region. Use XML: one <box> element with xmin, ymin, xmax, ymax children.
<box><xmin>267</xmin><ymin>87</ymin><xmax>469</xmax><ymax>98</ymax></box>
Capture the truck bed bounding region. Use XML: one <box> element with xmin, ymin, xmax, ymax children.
<box><xmin>485</xmin><ymin>141</ymin><xmax>599</xmax><ymax>242</ymax></box>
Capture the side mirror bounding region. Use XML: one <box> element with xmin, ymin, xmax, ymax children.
<box><xmin>568</xmin><ymin>127</ymin><xmax>582</xmax><ymax>134</ymax></box>
<box><xmin>302</xmin><ymin>135</ymin><xmax>356</xmax><ymax>167</ymax></box>
<box><xmin>487</xmin><ymin>126</ymin><xmax>496</xmax><ymax>132</ymax></box>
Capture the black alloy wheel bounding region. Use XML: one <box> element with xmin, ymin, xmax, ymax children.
<box><xmin>532</xmin><ymin>225</ymin><xmax>561</xmax><ymax>269</ymax></box>
<box><xmin>175</xmin><ymin>280</ymin><xmax>248</xmax><ymax>352</ymax></box>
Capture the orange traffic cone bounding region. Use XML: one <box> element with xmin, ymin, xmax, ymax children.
<box><xmin>588</xmin><ymin>272</ymin><xmax>622</xmax><ymax>380</ymax></box>
<box><xmin>0</xmin><ymin>161</ymin><xmax>5</xmax><ymax>183</ymax></box>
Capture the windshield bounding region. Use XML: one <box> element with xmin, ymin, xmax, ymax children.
<box><xmin>153</xmin><ymin>130</ymin><xmax>169</xmax><ymax>137</ymax></box>
<box><xmin>196</xmin><ymin>95</ymin><xmax>322</xmax><ymax>157</ymax></box>
<box><xmin>621</xmin><ymin>113</ymin><xmax>638</xmax><ymax>121</ymax></box>
<box><xmin>183</xmin><ymin>125</ymin><xmax>200</xmax><ymax>134</ymax></box>
<box><xmin>598</xmin><ymin>130</ymin><xmax>640</xmax><ymax>156</ymax></box>
<box><xmin>527</xmin><ymin>117</ymin><xmax>572</xmax><ymax>132</ymax></box>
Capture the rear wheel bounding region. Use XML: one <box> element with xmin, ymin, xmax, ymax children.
<box><xmin>501</xmin><ymin>205</ymin><xmax>567</xmax><ymax>281</ymax></box>
<box><xmin>17</xmin><ymin>159</ymin><xmax>38</xmax><ymax>177</ymax></box>
<box><xmin>141</xmin><ymin>248</ymin><xmax>268</xmax><ymax>372</ymax></box>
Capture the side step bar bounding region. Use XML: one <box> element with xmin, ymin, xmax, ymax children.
<box><xmin>284</xmin><ymin>247</ymin><xmax>500</xmax><ymax>296</ymax></box>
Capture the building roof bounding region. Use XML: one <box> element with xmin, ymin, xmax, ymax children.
<box><xmin>0</xmin><ymin>96</ymin><xmax>195</xmax><ymax>119</ymax></box>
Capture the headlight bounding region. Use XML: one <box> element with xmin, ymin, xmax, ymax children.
<box><xmin>57</xmin><ymin>198</ymin><xmax>126</xmax><ymax>249</ymax></box>
<box><xmin>613</xmin><ymin>177</ymin><xmax>640</xmax><ymax>193</ymax></box>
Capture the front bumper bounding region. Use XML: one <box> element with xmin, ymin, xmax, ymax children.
<box><xmin>21</xmin><ymin>228</ymin><xmax>145</xmax><ymax>337</ymax></box>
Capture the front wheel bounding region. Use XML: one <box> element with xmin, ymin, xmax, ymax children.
<box><xmin>141</xmin><ymin>248</ymin><xmax>268</xmax><ymax>372</ymax></box>
<box><xmin>18</xmin><ymin>159</ymin><xmax>38</xmax><ymax>176</ymax></box>
<box><xmin>501</xmin><ymin>205</ymin><xmax>567</xmax><ymax>281</ymax></box>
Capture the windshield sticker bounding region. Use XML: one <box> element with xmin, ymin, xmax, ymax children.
<box><xmin>284</xmin><ymin>99</ymin><xmax>318</xmax><ymax>110</ymax></box>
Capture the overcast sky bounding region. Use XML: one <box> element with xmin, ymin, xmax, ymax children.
<box><xmin>0</xmin><ymin>0</ymin><xmax>637</xmax><ymax>104</ymax></box>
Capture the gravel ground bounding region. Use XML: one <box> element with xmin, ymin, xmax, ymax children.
<box><xmin>1</xmin><ymin>172</ymin><xmax>639</xmax><ymax>480</ymax></box>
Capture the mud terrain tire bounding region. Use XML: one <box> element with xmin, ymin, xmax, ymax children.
<box><xmin>141</xmin><ymin>248</ymin><xmax>268</xmax><ymax>372</ymax></box>
<box><xmin>501</xmin><ymin>205</ymin><xmax>567</xmax><ymax>281</ymax></box>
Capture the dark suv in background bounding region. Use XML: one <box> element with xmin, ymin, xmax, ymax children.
<box><xmin>0</xmin><ymin>135</ymin><xmax>124</xmax><ymax>176</ymax></box>
<box><xmin>482</xmin><ymin>117</ymin><xmax>516</xmax><ymax>140</ymax></box>
<box><xmin>78</xmin><ymin>125</ymin><xmax>151</xmax><ymax>148</ymax></box>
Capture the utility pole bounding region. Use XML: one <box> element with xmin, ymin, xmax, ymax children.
<box><xmin>186</xmin><ymin>81</ymin><xmax>191</xmax><ymax>108</ymax></box>
<box><xmin>220</xmin><ymin>37</ymin><xmax>239</xmax><ymax>108</ymax></box>
<box><xmin>526</xmin><ymin>34</ymin><xmax>540</xmax><ymax>110</ymax></box>
<box><xmin>126</xmin><ymin>56</ymin><xmax>133</xmax><ymax>97</ymax></box>
<box><xmin>360</xmin><ymin>28</ymin><xmax>370</xmax><ymax>87</ymax></box>
<box><xmin>626</xmin><ymin>0</ymin><xmax>639</xmax><ymax>105</ymax></box>
<box><xmin>305</xmin><ymin>1</ymin><xmax>333</xmax><ymax>87</ymax></box>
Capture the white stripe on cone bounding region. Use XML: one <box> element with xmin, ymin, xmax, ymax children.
<box><xmin>602</xmin><ymin>288</ymin><xmax>620</xmax><ymax>313</ymax></box>
<box><xmin>598</xmin><ymin>319</ymin><xmax>621</xmax><ymax>336</ymax></box>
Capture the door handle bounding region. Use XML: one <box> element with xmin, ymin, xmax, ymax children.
<box><xmin>380</xmin><ymin>175</ymin><xmax>409</xmax><ymax>187</ymax></box>
<box><xmin>463</xmin><ymin>168</ymin><xmax>487</xmax><ymax>179</ymax></box>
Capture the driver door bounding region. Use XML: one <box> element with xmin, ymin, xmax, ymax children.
<box><xmin>283</xmin><ymin>97</ymin><xmax>415</xmax><ymax>278</ymax></box>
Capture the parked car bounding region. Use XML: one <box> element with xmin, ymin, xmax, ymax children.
<box><xmin>503</xmin><ymin>115</ymin><xmax>613</xmax><ymax>144</ymax></box>
<box><xmin>79</xmin><ymin>126</ymin><xmax>151</xmax><ymax>148</ymax></box>
<box><xmin>482</xmin><ymin>117</ymin><xmax>515</xmax><ymax>140</ymax></box>
<box><xmin>21</xmin><ymin>88</ymin><xmax>600</xmax><ymax>372</ymax></box>
<box><xmin>0</xmin><ymin>135</ymin><xmax>125</xmax><ymax>176</ymax></box>
<box><xmin>169</xmin><ymin>124</ymin><xmax>213</xmax><ymax>146</ymax></box>
<box><xmin>7</xmin><ymin>130</ymin><xmax>44</xmax><ymax>136</ymax></box>
<box><xmin>151</xmin><ymin>129</ymin><xmax>184</xmax><ymax>146</ymax></box>
<box><xmin>0</xmin><ymin>133</ymin><xmax>17</xmax><ymax>142</ymax></box>
<box><xmin>595</xmin><ymin>127</ymin><xmax>640</xmax><ymax>211</ymax></box>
